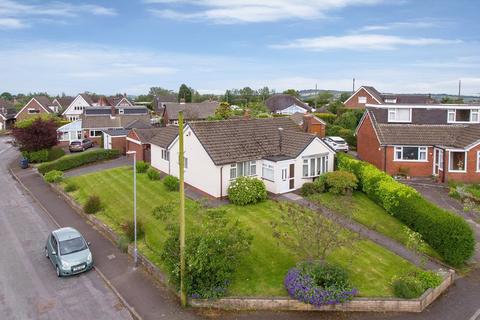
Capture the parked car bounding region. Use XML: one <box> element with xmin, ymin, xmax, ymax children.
<box><xmin>69</xmin><ymin>139</ymin><xmax>93</xmax><ymax>152</ymax></box>
<box><xmin>45</xmin><ymin>227</ymin><xmax>93</xmax><ymax>277</ymax></box>
<box><xmin>324</xmin><ymin>136</ymin><xmax>349</xmax><ymax>152</ymax></box>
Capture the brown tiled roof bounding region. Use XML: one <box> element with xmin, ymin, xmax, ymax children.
<box><xmin>125</xmin><ymin>119</ymin><xmax>151</xmax><ymax>129</ymax></box>
<box><xmin>363</xmin><ymin>86</ymin><xmax>383</xmax><ymax>103</ymax></box>
<box><xmin>81</xmin><ymin>114</ymin><xmax>150</xmax><ymax>129</ymax></box>
<box><xmin>107</xmin><ymin>96</ymin><xmax>133</xmax><ymax>107</ymax></box>
<box><xmin>79</xmin><ymin>93</ymin><xmax>95</xmax><ymax>106</ymax></box>
<box><xmin>55</xmin><ymin>97</ymin><xmax>74</xmax><ymax>108</ymax></box>
<box><xmin>265</xmin><ymin>94</ymin><xmax>312</xmax><ymax>113</ymax></box>
<box><xmin>367</xmin><ymin>109</ymin><xmax>480</xmax><ymax>148</ymax></box>
<box><xmin>289</xmin><ymin>112</ymin><xmax>326</xmax><ymax>126</ymax></box>
<box><xmin>148</xmin><ymin>126</ymin><xmax>179</xmax><ymax>147</ymax></box>
<box><xmin>164</xmin><ymin>101</ymin><xmax>219</xmax><ymax>120</ymax></box>
<box><xmin>188</xmin><ymin>117</ymin><xmax>317</xmax><ymax>165</ymax></box>
<box><xmin>34</xmin><ymin>96</ymin><xmax>53</xmax><ymax>111</ymax></box>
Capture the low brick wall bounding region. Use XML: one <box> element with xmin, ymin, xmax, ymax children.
<box><xmin>50</xmin><ymin>180</ymin><xmax>455</xmax><ymax>314</ymax></box>
<box><xmin>189</xmin><ymin>270</ymin><xmax>455</xmax><ymax>313</ymax></box>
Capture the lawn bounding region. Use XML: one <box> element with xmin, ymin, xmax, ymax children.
<box><xmin>308</xmin><ymin>192</ymin><xmax>441</xmax><ymax>259</ymax></box>
<box><xmin>64</xmin><ymin>166</ymin><xmax>420</xmax><ymax>297</ymax></box>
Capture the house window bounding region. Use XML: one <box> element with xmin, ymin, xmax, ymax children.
<box><xmin>447</xmin><ymin>109</ymin><xmax>455</xmax><ymax>122</ymax></box>
<box><xmin>28</xmin><ymin>108</ymin><xmax>39</xmax><ymax>114</ymax></box>
<box><xmin>388</xmin><ymin>108</ymin><xmax>411</xmax><ymax>122</ymax></box>
<box><xmin>89</xmin><ymin>130</ymin><xmax>103</xmax><ymax>137</ymax></box>
<box><xmin>394</xmin><ymin>146</ymin><xmax>427</xmax><ymax>161</ymax></box>
<box><xmin>119</xmin><ymin>109</ymin><xmax>124</xmax><ymax>115</ymax></box>
<box><xmin>472</xmin><ymin>109</ymin><xmax>479</xmax><ymax>122</ymax></box>
<box><xmin>262</xmin><ymin>163</ymin><xmax>274</xmax><ymax>181</ymax></box>
<box><xmin>184</xmin><ymin>157</ymin><xmax>188</xmax><ymax>169</ymax></box>
<box><xmin>230</xmin><ymin>161</ymin><xmax>256</xmax><ymax>179</ymax></box>
<box><xmin>447</xmin><ymin>109</ymin><xmax>480</xmax><ymax>123</ymax></box>
<box><xmin>358</xmin><ymin>96</ymin><xmax>367</xmax><ymax>104</ymax></box>
<box><xmin>449</xmin><ymin>151</ymin><xmax>466</xmax><ymax>172</ymax></box>
<box><xmin>302</xmin><ymin>155</ymin><xmax>329</xmax><ymax>178</ymax></box>
<box><xmin>161</xmin><ymin>149</ymin><xmax>170</xmax><ymax>161</ymax></box>
<box><xmin>384</xmin><ymin>98</ymin><xmax>397</xmax><ymax>104</ymax></box>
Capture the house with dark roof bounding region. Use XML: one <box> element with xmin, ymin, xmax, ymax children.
<box><xmin>15</xmin><ymin>96</ymin><xmax>58</xmax><ymax>121</ymax></box>
<box><xmin>344</xmin><ymin>86</ymin><xmax>437</xmax><ymax>109</ymax></box>
<box><xmin>356</xmin><ymin>103</ymin><xmax>480</xmax><ymax>183</ymax></box>
<box><xmin>149</xmin><ymin>117</ymin><xmax>335</xmax><ymax>198</ymax></box>
<box><xmin>52</xmin><ymin>96</ymin><xmax>75</xmax><ymax>114</ymax></box>
<box><xmin>127</xmin><ymin>126</ymin><xmax>178</xmax><ymax>162</ymax></box>
<box><xmin>0</xmin><ymin>98</ymin><xmax>16</xmax><ymax>130</ymax></box>
<box><xmin>158</xmin><ymin>101</ymin><xmax>219</xmax><ymax>125</ymax></box>
<box><xmin>265</xmin><ymin>94</ymin><xmax>313</xmax><ymax>115</ymax></box>
<box><xmin>62</xmin><ymin>93</ymin><xmax>134</xmax><ymax>121</ymax></box>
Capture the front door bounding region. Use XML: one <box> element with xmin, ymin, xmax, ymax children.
<box><xmin>289</xmin><ymin>164</ymin><xmax>295</xmax><ymax>190</ymax></box>
<box><xmin>433</xmin><ymin>148</ymin><xmax>444</xmax><ymax>176</ymax></box>
<box><xmin>279</xmin><ymin>163</ymin><xmax>295</xmax><ymax>193</ymax></box>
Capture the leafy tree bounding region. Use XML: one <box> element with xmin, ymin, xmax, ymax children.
<box><xmin>149</xmin><ymin>86</ymin><xmax>175</xmax><ymax>97</ymax></box>
<box><xmin>258</xmin><ymin>86</ymin><xmax>272</xmax><ymax>102</ymax></box>
<box><xmin>316</xmin><ymin>92</ymin><xmax>333</xmax><ymax>107</ymax></box>
<box><xmin>328</xmin><ymin>100</ymin><xmax>344</xmax><ymax>114</ymax></box>
<box><xmin>441</xmin><ymin>96</ymin><xmax>464</xmax><ymax>104</ymax></box>
<box><xmin>1</xmin><ymin>92</ymin><xmax>13</xmax><ymax>101</ymax></box>
<box><xmin>339</xmin><ymin>92</ymin><xmax>351</xmax><ymax>102</ymax></box>
<box><xmin>239</xmin><ymin>87</ymin><xmax>255</xmax><ymax>105</ymax></box>
<box><xmin>214</xmin><ymin>102</ymin><xmax>233</xmax><ymax>119</ymax></box>
<box><xmin>334</xmin><ymin>111</ymin><xmax>358</xmax><ymax>130</ymax></box>
<box><xmin>178</xmin><ymin>84</ymin><xmax>192</xmax><ymax>103</ymax></box>
<box><xmin>12</xmin><ymin>117</ymin><xmax>59</xmax><ymax>151</ymax></box>
<box><xmin>271</xmin><ymin>202</ymin><xmax>359</xmax><ymax>262</ymax></box>
<box><xmin>283</xmin><ymin>89</ymin><xmax>299</xmax><ymax>98</ymax></box>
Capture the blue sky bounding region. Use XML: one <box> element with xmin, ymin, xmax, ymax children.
<box><xmin>1</xmin><ymin>0</ymin><xmax>479</xmax><ymax>96</ymax></box>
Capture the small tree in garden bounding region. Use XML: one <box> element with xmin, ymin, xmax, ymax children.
<box><xmin>214</xmin><ymin>102</ymin><xmax>233</xmax><ymax>119</ymax></box>
<box><xmin>12</xmin><ymin>117</ymin><xmax>58</xmax><ymax>151</ymax></box>
<box><xmin>272</xmin><ymin>202</ymin><xmax>357</xmax><ymax>262</ymax></box>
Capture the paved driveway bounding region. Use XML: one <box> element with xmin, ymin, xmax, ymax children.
<box><xmin>0</xmin><ymin>137</ymin><xmax>132</xmax><ymax>320</ymax></box>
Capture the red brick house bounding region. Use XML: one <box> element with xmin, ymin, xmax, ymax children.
<box><xmin>356</xmin><ymin>104</ymin><xmax>480</xmax><ymax>183</ymax></box>
<box><xmin>15</xmin><ymin>96</ymin><xmax>56</xmax><ymax>121</ymax></box>
<box><xmin>344</xmin><ymin>86</ymin><xmax>437</xmax><ymax>109</ymax></box>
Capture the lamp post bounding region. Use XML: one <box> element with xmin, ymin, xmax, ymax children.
<box><xmin>126</xmin><ymin>150</ymin><xmax>137</xmax><ymax>267</ymax></box>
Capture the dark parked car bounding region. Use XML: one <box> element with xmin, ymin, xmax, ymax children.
<box><xmin>69</xmin><ymin>139</ymin><xmax>93</xmax><ymax>152</ymax></box>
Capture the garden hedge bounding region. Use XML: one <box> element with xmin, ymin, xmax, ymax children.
<box><xmin>336</xmin><ymin>153</ymin><xmax>475</xmax><ymax>267</ymax></box>
<box><xmin>38</xmin><ymin>149</ymin><xmax>120</xmax><ymax>174</ymax></box>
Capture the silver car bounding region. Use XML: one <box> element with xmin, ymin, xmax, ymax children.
<box><xmin>45</xmin><ymin>227</ymin><xmax>93</xmax><ymax>277</ymax></box>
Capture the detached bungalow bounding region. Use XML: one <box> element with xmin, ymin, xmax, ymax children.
<box><xmin>126</xmin><ymin>126</ymin><xmax>176</xmax><ymax>162</ymax></box>
<box><xmin>265</xmin><ymin>94</ymin><xmax>313</xmax><ymax>115</ymax></box>
<box><xmin>150</xmin><ymin>117</ymin><xmax>335</xmax><ymax>198</ymax></box>
<box><xmin>356</xmin><ymin>104</ymin><xmax>480</xmax><ymax>183</ymax></box>
<box><xmin>158</xmin><ymin>101</ymin><xmax>219</xmax><ymax>125</ymax></box>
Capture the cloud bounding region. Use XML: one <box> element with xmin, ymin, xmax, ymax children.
<box><xmin>359</xmin><ymin>21</ymin><xmax>438</xmax><ymax>32</ymax></box>
<box><xmin>146</xmin><ymin>0</ymin><xmax>383</xmax><ymax>24</ymax></box>
<box><xmin>272</xmin><ymin>34</ymin><xmax>462</xmax><ymax>51</ymax></box>
<box><xmin>0</xmin><ymin>0</ymin><xmax>116</xmax><ymax>28</ymax></box>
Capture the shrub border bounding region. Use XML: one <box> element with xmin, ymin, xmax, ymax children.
<box><xmin>48</xmin><ymin>175</ymin><xmax>455</xmax><ymax>313</ymax></box>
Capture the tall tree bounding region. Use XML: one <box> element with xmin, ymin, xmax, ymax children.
<box><xmin>178</xmin><ymin>84</ymin><xmax>192</xmax><ymax>103</ymax></box>
<box><xmin>12</xmin><ymin>117</ymin><xmax>59</xmax><ymax>151</ymax></box>
<box><xmin>1</xmin><ymin>92</ymin><xmax>13</xmax><ymax>101</ymax></box>
<box><xmin>283</xmin><ymin>89</ymin><xmax>299</xmax><ymax>98</ymax></box>
<box><xmin>339</xmin><ymin>92</ymin><xmax>351</xmax><ymax>102</ymax></box>
<box><xmin>149</xmin><ymin>87</ymin><xmax>175</xmax><ymax>97</ymax></box>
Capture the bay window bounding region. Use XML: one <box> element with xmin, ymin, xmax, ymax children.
<box><xmin>230</xmin><ymin>161</ymin><xmax>256</xmax><ymax>179</ymax></box>
<box><xmin>394</xmin><ymin>146</ymin><xmax>427</xmax><ymax>161</ymax></box>
<box><xmin>388</xmin><ymin>108</ymin><xmax>411</xmax><ymax>123</ymax></box>
<box><xmin>302</xmin><ymin>155</ymin><xmax>329</xmax><ymax>178</ymax></box>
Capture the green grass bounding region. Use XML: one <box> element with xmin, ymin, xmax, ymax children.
<box><xmin>308</xmin><ymin>192</ymin><xmax>441</xmax><ymax>260</ymax></box>
<box><xmin>465</xmin><ymin>184</ymin><xmax>480</xmax><ymax>199</ymax></box>
<box><xmin>64</xmin><ymin>167</ymin><xmax>420</xmax><ymax>297</ymax></box>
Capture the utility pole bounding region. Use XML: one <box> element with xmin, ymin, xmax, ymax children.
<box><xmin>458</xmin><ymin>79</ymin><xmax>462</xmax><ymax>98</ymax></box>
<box><xmin>352</xmin><ymin>78</ymin><xmax>356</xmax><ymax>93</ymax></box>
<box><xmin>178</xmin><ymin>111</ymin><xmax>187</xmax><ymax>307</ymax></box>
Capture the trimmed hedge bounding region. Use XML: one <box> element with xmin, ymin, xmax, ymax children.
<box><xmin>38</xmin><ymin>149</ymin><xmax>120</xmax><ymax>174</ymax></box>
<box><xmin>337</xmin><ymin>153</ymin><xmax>475</xmax><ymax>267</ymax></box>
<box><xmin>22</xmin><ymin>149</ymin><xmax>49</xmax><ymax>163</ymax></box>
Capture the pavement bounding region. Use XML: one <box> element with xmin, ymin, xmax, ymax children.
<box><xmin>0</xmin><ymin>138</ymin><xmax>132</xmax><ymax>320</ymax></box>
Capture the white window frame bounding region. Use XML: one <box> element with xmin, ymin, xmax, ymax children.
<box><xmin>230</xmin><ymin>161</ymin><xmax>257</xmax><ymax>180</ymax></box>
<box><xmin>448</xmin><ymin>150</ymin><xmax>467</xmax><ymax>173</ymax></box>
<box><xmin>447</xmin><ymin>109</ymin><xmax>480</xmax><ymax>123</ymax></box>
<box><xmin>27</xmin><ymin>108</ymin><xmax>39</xmax><ymax>114</ymax></box>
<box><xmin>302</xmin><ymin>155</ymin><xmax>329</xmax><ymax>178</ymax></box>
<box><xmin>393</xmin><ymin>146</ymin><xmax>428</xmax><ymax>162</ymax></box>
<box><xmin>262</xmin><ymin>163</ymin><xmax>274</xmax><ymax>181</ymax></box>
<box><xmin>119</xmin><ymin>108</ymin><xmax>124</xmax><ymax>115</ymax></box>
<box><xmin>387</xmin><ymin>108</ymin><xmax>412</xmax><ymax>123</ymax></box>
<box><xmin>358</xmin><ymin>96</ymin><xmax>367</xmax><ymax>104</ymax></box>
<box><xmin>161</xmin><ymin>148</ymin><xmax>170</xmax><ymax>161</ymax></box>
<box><xmin>89</xmin><ymin>130</ymin><xmax>103</xmax><ymax>137</ymax></box>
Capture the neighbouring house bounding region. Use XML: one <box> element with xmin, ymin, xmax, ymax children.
<box><xmin>103</xmin><ymin>119</ymin><xmax>152</xmax><ymax>154</ymax></box>
<box><xmin>289</xmin><ymin>112</ymin><xmax>327</xmax><ymax>137</ymax></box>
<box><xmin>127</xmin><ymin>126</ymin><xmax>177</xmax><ymax>162</ymax></box>
<box><xmin>157</xmin><ymin>101</ymin><xmax>219</xmax><ymax>125</ymax></box>
<box><xmin>152</xmin><ymin>95</ymin><xmax>177</xmax><ymax>113</ymax></box>
<box><xmin>265</xmin><ymin>94</ymin><xmax>313</xmax><ymax>115</ymax></box>
<box><xmin>15</xmin><ymin>96</ymin><xmax>59</xmax><ymax>121</ymax></box>
<box><xmin>62</xmin><ymin>93</ymin><xmax>134</xmax><ymax>121</ymax></box>
<box><xmin>80</xmin><ymin>106</ymin><xmax>150</xmax><ymax>146</ymax></box>
<box><xmin>57</xmin><ymin>119</ymin><xmax>83</xmax><ymax>146</ymax></box>
<box><xmin>0</xmin><ymin>98</ymin><xmax>16</xmax><ymax>130</ymax></box>
<box><xmin>356</xmin><ymin>104</ymin><xmax>480</xmax><ymax>183</ymax></box>
<box><xmin>52</xmin><ymin>96</ymin><xmax>75</xmax><ymax>115</ymax></box>
<box><xmin>150</xmin><ymin>117</ymin><xmax>335</xmax><ymax>198</ymax></box>
<box><xmin>344</xmin><ymin>86</ymin><xmax>437</xmax><ymax>109</ymax></box>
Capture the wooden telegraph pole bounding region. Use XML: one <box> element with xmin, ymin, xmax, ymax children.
<box><xmin>178</xmin><ymin>111</ymin><xmax>187</xmax><ymax>307</ymax></box>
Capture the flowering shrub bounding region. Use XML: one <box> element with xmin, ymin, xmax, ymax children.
<box><xmin>228</xmin><ymin>177</ymin><xmax>267</xmax><ymax>205</ymax></box>
<box><xmin>285</xmin><ymin>262</ymin><xmax>356</xmax><ymax>306</ymax></box>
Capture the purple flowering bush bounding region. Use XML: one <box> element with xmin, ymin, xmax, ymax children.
<box><xmin>285</xmin><ymin>261</ymin><xmax>357</xmax><ymax>306</ymax></box>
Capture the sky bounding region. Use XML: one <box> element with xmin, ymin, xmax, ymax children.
<box><xmin>0</xmin><ymin>0</ymin><xmax>479</xmax><ymax>96</ymax></box>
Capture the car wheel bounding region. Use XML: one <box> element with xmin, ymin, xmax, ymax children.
<box><xmin>56</xmin><ymin>266</ymin><xmax>61</xmax><ymax>277</ymax></box>
<box><xmin>45</xmin><ymin>247</ymin><xmax>49</xmax><ymax>259</ymax></box>
<box><xmin>82</xmin><ymin>147</ymin><xmax>85</xmax><ymax>152</ymax></box>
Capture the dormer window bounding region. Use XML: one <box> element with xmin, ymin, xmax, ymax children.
<box><xmin>119</xmin><ymin>108</ymin><xmax>125</xmax><ymax>115</ymax></box>
<box><xmin>384</xmin><ymin>98</ymin><xmax>397</xmax><ymax>104</ymax></box>
<box><xmin>447</xmin><ymin>109</ymin><xmax>479</xmax><ymax>123</ymax></box>
<box><xmin>388</xmin><ymin>108</ymin><xmax>411</xmax><ymax>122</ymax></box>
<box><xmin>358</xmin><ymin>96</ymin><xmax>367</xmax><ymax>104</ymax></box>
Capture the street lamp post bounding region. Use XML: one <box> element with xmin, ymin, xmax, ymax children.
<box><xmin>126</xmin><ymin>150</ymin><xmax>137</xmax><ymax>267</ymax></box>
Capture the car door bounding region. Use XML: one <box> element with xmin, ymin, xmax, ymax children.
<box><xmin>48</xmin><ymin>234</ymin><xmax>59</xmax><ymax>267</ymax></box>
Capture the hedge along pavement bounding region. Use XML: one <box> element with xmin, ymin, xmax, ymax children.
<box><xmin>38</xmin><ymin>149</ymin><xmax>120</xmax><ymax>174</ymax></box>
<box><xmin>336</xmin><ymin>153</ymin><xmax>475</xmax><ymax>267</ymax></box>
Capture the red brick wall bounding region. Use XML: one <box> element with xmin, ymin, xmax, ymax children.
<box><xmin>445</xmin><ymin>144</ymin><xmax>480</xmax><ymax>183</ymax></box>
<box><xmin>126</xmin><ymin>139</ymin><xmax>145</xmax><ymax>162</ymax></box>
<box><xmin>16</xmin><ymin>99</ymin><xmax>50</xmax><ymax>121</ymax></box>
<box><xmin>357</xmin><ymin>114</ymin><xmax>385</xmax><ymax>170</ymax></box>
<box><xmin>111</xmin><ymin>136</ymin><xmax>126</xmax><ymax>154</ymax></box>
<box><xmin>385</xmin><ymin>146</ymin><xmax>434</xmax><ymax>177</ymax></box>
<box><xmin>344</xmin><ymin>88</ymin><xmax>381</xmax><ymax>109</ymax></box>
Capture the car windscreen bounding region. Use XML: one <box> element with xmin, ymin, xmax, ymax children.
<box><xmin>59</xmin><ymin>237</ymin><xmax>87</xmax><ymax>255</ymax></box>
<box><xmin>331</xmin><ymin>138</ymin><xmax>346</xmax><ymax>143</ymax></box>
<box><xmin>70</xmin><ymin>141</ymin><xmax>81</xmax><ymax>145</ymax></box>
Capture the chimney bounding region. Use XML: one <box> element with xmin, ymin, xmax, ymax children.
<box><xmin>180</xmin><ymin>98</ymin><xmax>186</xmax><ymax>104</ymax></box>
<box><xmin>111</xmin><ymin>106</ymin><xmax>116</xmax><ymax>117</ymax></box>
<box><xmin>303</xmin><ymin>114</ymin><xmax>313</xmax><ymax>133</ymax></box>
<box><xmin>278</xmin><ymin>127</ymin><xmax>284</xmax><ymax>154</ymax></box>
